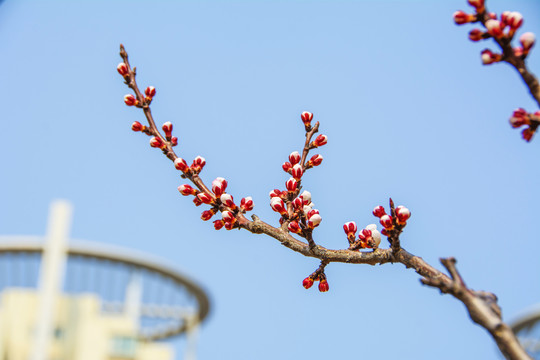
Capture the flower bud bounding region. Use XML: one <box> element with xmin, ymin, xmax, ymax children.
<box><xmin>520</xmin><ymin>32</ymin><xmax>536</xmax><ymax>51</ymax></box>
<box><xmin>372</xmin><ymin>205</ymin><xmax>386</xmax><ymax>218</ymax></box>
<box><xmin>522</xmin><ymin>128</ymin><xmax>534</xmax><ymax>142</ymax></box>
<box><xmin>240</xmin><ymin>197</ymin><xmax>254</xmax><ymax>212</ymax></box>
<box><xmin>282</xmin><ymin>162</ymin><xmax>293</xmax><ymax>173</ymax></box>
<box><xmin>366</xmin><ymin>224</ymin><xmax>381</xmax><ymax>248</ymax></box>
<box><xmin>117</xmin><ymin>63</ymin><xmax>129</xmax><ymax>77</ymax></box>
<box><xmin>292</xmin><ymin>197</ymin><xmax>304</xmax><ymax>210</ymax></box>
<box><xmin>288</xmin><ymin>221</ymin><xmax>302</xmax><ymax>234</ymax></box>
<box><xmin>485</xmin><ymin>19</ymin><xmax>504</xmax><ymax>38</ymax></box>
<box><xmin>303</xmin><ymin>277</ymin><xmax>314</xmax><ymax>289</ymax></box>
<box><xmin>289</xmin><ymin>151</ymin><xmax>301</xmax><ymax>165</ymax></box>
<box><xmin>213</xmin><ymin>219</ymin><xmax>224</xmax><ymax>230</ymax></box>
<box><xmin>191</xmin><ymin>156</ymin><xmax>206</xmax><ymax>173</ymax></box>
<box><xmin>150</xmin><ymin>136</ymin><xmax>164</xmax><ymax>148</ymax></box>
<box><xmin>307</xmin><ymin>209</ymin><xmax>319</xmax><ymax>219</ymax></box>
<box><xmin>312</xmin><ymin>134</ymin><xmax>328</xmax><ymax>147</ymax></box>
<box><xmin>343</xmin><ymin>221</ymin><xmax>357</xmax><ymax>239</ymax></box>
<box><xmin>481</xmin><ymin>49</ymin><xmax>501</xmax><ymax>65</ymax></box>
<box><xmin>307</xmin><ymin>154</ymin><xmax>323</xmax><ymax>167</ymax></box>
<box><xmin>380</xmin><ymin>214</ymin><xmax>393</xmax><ymax>229</ymax></box>
<box><xmin>270</xmin><ymin>197</ymin><xmax>287</xmax><ymax>216</ymax></box>
<box><xmin>453</xmin><ymin>10</ymin><xmax>475</xmax><ymax>25</ymax></box>
<box><xmin>197</xmin><ymin>192</ymin><xmax>214</xmax><ymax>204</ymax></box>
<box><xmin>178</xmin><ymin>184</ymin><xmax>197</xmax><ymax>196</ymax></box>
<box><xmin>124</xmin><ymin>94</ymin><xmax>138</xmax><ymax>106</ymax></box>
<box><xmin>131</xmin><ymin>121</ymin><xmax>144</xmax><ymax>132</ymax></box>
<box><xmin>220</xmin><ymin>193</ymin><xmax>236</xmax><ymax>209</ymax></box>
<box><xmin>174</xmin><ymin>158</ymin><xmax>189</xmax><ymax>172</ymax></box>
<box><xmin>201</xmin><ymin>209</ymin><xmax>216</xmax><ymax>221</ymax></box>
<box><xmin>506</xmin><ymin>11</ymin><xmax>523</xmax><ymax>30</ymax></box>
<box><xmin>396</xmin><ymin>206</ymin><xmax>411</xmax><ymax>223</ymax></box>
<box><xmin>269</xmin><ymin>189</ymin><xmax>283</xmax><ymax>198</ymax></box>
<box><xmin>307</xmin><ymin>213</ymin><xmax>322</xmax><ymax>229</ymax></box>
<box><xmin>291</xmin><ymin>164</ymin><xmax>303</xmax><ymax>180</ymax></box>
<box><xmin>193</xmin><ymin>197</ymin><xmax>203</xmax><ymax>206</ymax></box>
<box><xmin>162</xmin><ymin>121</ymin><xmax>173</xmax><ymax>138</ymax></box>
<box><xmin>221</xmin><ymin>210</ymin><xmax>236</xmax><ymax>223</ymax></box>
<box><xmin>468</xmin><ymin>29</ymin><xmax>485</xmax><ymax>42</ymax></box>
<box><xmin>212</xmin><ymin>177</ymin><xmax>228</xmax><ymax>197</ymax></box>
<box><xmin>318</xmin><ymin>279</ymin><xmax>329</xmax><ymax>292</ymax></box>
<box><xmin>286</xmin><ymin>177</ymin><xmax>298</xmax><ymax>192</ymax></box>
<box><xmin>300</xmin><ymin>190</ymin><xmax>312</xmax><ymax>204</ymax></box>
<box><xmin>170</xmin><ymin>136</ymin><xmax>178</xmax><ymax>146</ymax></box>
<box><xmin>145</xmin><ymin>86</ymin><xmax>156</xmax><ymax>99</ymax></box>
<box><xmin>301</xmin><ymin>111</ymin><xmax>313</xmax><ymax>127</ymax></box>
<box><xmin>224</xmin><ymin>222</ymin><xmax>235</xmax><ymax>230</ymax></box>
<box><xmin>467</xmin><ymin>0</ymin><xmax>484</xmax><ymax>11</ymax></box>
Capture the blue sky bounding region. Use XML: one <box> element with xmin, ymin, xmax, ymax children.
<box><xmin>1</xmin><ymin>0</ymin><xmax>540</xmax><ymax>359</ymax></box>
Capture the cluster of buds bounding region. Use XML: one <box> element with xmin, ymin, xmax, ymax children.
<box><xmin>282</xmin><ymin>151</ymin><xmax>323</xmax><ymax>177</ymax></box>
<box><xmin>454</xmin><ymin>0</ymin><xmax>536</xmax><ymax>65</ymax></box>
<box><xmin>343</xmin><ymin>222</ymin><xmax>382</xmax><ymax>250</ymax></box>
<box><xmin>509</xmin><ymin>108</ymin><xmax>540</xmax><ymax>142</ymax></box>
<box><xmin>372</xmin><ymin>204</ymin><xmax>411</xmax><ymax>236</ymax></box>
<box><xmin>302</xmin><ymin>272</ymin><xmax>329</xmax><ymax>292</ymax></box>
<box><xmin>269</xmin><ymin>189</ymin><xmax>320</xmax><ymax>233</ymax></box>
<box><xmin>173</xmin><ymin>156</ymin><xmax>207</xmax><ymax>175</ymax></box>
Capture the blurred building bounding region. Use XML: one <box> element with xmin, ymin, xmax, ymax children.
<box><xmin>0</xmin><ymin>201</ymin><xmax>209</xmax><ymax>360</ymax></box>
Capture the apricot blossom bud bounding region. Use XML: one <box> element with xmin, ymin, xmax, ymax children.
<box><xmin>307</xmin><ymin>154</ymin><xmax>323</xmax><ymax>167</ymax></box>
<box><xmin>307</xmin><ymin>213</ymin><xmax>322</xmax><ymax>229</ymax></box>
<box><xmin>124</xmin><ymin>94</ymin><xmax>138</xmax><ymax>106</ymax></box>
<box><xmin>292</xmin><ymin>197</ymin><xmax>304</xmax><ymax>210</ymax></box>
<box><xmin>224</xmin><ymin>222</ymin><xmax>235</xmax><ymax>230</ymax></box>
<box><xmin>396</xmin><ymin>206</ymin><xmax>411</xmax><ymax>223</ymax></box>
<box><xmin>171</xmin><ymin>137</ymin><xmax>178</xmax><ymax>146</ymax></box>
<box><xmin>162</xmin><ymin>122</ymin><xmax>173</xmax><ymax>138</ymax></box>
<box><xmin>289</xmin><ymin>151</ymin><xmax>301</xmax><ymax>165</ymax></box>
<box><xmin>220</xmin><ymin>193</ymin><xmax>236</xmax><ymax>209</ymax></box>
<box><xmin>485</xmin><ymin>20</ymin><xmax>504</xmax><ymax>38</ymax></box>
<box><xmin>178</xmin><ymin>184</ymin><xmax>197</xmax><ymax>196</ymax></box>
<box><xmin>117</xmin><ymin>63</ymin><xmax>129</xmax><ymax>77</ymax></box>
<box><xmin>291</xmin><ymin>164</ymin><xmax>303</xmax><ymax>180</ymax></box>
<box><xmin>150</xmin><ymin>136</ymin><xmax>164</xmax><ymax>148</ymax></box>
<box><xmin>300</xmin><ymin>190</ymin><xmax>312</xmax><ymax>204</ymax></box>
<box><xmin>303</xmin><ymin>277</ymin><xmax>314</xmax><ymax>289</ymax></box>
<box><xmin>468</xmin><ymin>29</ymin><xmax>485</xmax><ymax>42</ymax></box>
<box><xmin>221</xmin><ymin>210</ymin><xmax>236</xmax><ymax>223</ymax></box>
<box><xmin>301</xmin><ymin>111</ymin><xmax>313</xmax><ymax>127</ymax></box>
<box><xmin>213</xmin><ymin>220</ymin><xmax>224</xmax><ymax>230</ymax></box>
<box><xmin>282</xmin><ymin>162</ymin><xmax>293</xmax><ymax>173</ymax></box>
<box><xmin>453</xmin><ymin>10</ymin><xmax>475</xmax><ymax>25</ymax></box>
<box><xmin>193</xmin><ymin>197</ymin><xmax>203</xmax><ymax>206</ymax></box>
<box><xmin>131</xmin><ymin>121</ymin><xmax>144</xmax><ymax>132</ymax></box>
<box><xmin>505</xmin><ymin>12</ymin><xmax>523</xmax><ymax>31</ymax></box>
<box><xmin>174</xmin><ymin>158</ymin><xmax>189</xmax><ymax>172</ymax></box>
<box><xmin>240</xmin><ymin>197</ymin><xmax>254</xmax><ymax>212</ymax></box>
<box><xmin>201</xmin><ymin>209</ymin><xmax>216</xmax><ymax>221</ymax></box>
<box><xmin>191</xmin><ymin>156</ymin><xmax>206</xmax><ymax>173</ymax></box>
<box><xmin>312</xmin><ymin>134</ymin><xmax>328</xmax><ymax>147</ymax></box>
<box><xmin>520</xmin><ymin>32</ymin><xmax>536</xmax><ymax>51</ymax></box>
<box><xmin>372</xmin><ymin>205</ymin><xmax>386</xmax><ymax>218</ymax></box>
<box><xmin>270</xmin><ymin>197</ymin><xmax>287</xmax><ymax>216</ymax></box>
<box><xmin>286</xmin><ymin>178</ymin><xmax>298</xmax><ymax>192</ymax></box>
<box><xmin>318</xmin><ymin>279</ymin><xmax>329</xmax><ymax>292</ymax></box>
<box><xmin>269</xmin><ymin>189</ymin><xmax>283</xmax><ymax>198</ymax></box>
<box><xmin>380</xmin><ymin>214</ymin><xmax>393</xmax><ymax>229</ymax></box>
<box><xmin>212</xmin><ymin>177</ymin><xmax>228</xmax><ymax>197</ymax></box>
<box><xmin>481</xmin><ymin>49</ymin><xmax>501</xmax><ymax>65</ymax></box>
<box><xmin>522</xmin><ymin>128</ymin><xmax>534</xmax><ymax>142</ymax></box>
<box><xmin>197</xmin><ymin>192</ymin><xmax>214</xmax><ymax>204</ymax></box>
<box><xmin>145</xmin><ymin>86</ymin><xmax>156</xmax><ymax>99</ymax></box>
<box><xmin>343</xmin><ymin>221</ymin><xmax>357</xmax><ymax>239</ymax></box>
<box><xmin>288</xmin><ymin>221</ymin><xmax>302</xmax><ymax>234</ymax></box>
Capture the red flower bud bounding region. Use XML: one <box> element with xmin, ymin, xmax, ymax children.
<box><xmin>372</xmin><ymin>205</ymin><xmax>386</xmax><ymax>218</ymax></box>
<box><xmin>174</xmin><ymin>158</ymin><xmax>189</xmax><ymax>172</ymax></box>
<box><xmin>307</xmin><ymin>154</ymin><xmax>323</xmax><ymax>167</ymax></box>
<box><xmin>362</xmin><ymin>228</ymin><xmax>372</xmax><ymax>238</ymax></box>
<box><xmin>312</xmin><ymin>134</ymin><xmax>328</xmax><ymax>147</ymax></box>
<box><xmin>468</xmin><ymin>29</ymin><xmax>484</xmax><ymax>42</ymax></box>
<box><xmin>485</xmin><ymin>19</ymin><xmax>504</xmax><ymax>39</ymax></box>
<box><xmin>286</xmin><ymin>178</ymin><xmax>298</xmax><ymax>192</ymax></box>
<box><xmin>220</xmin><ymin>194</ymin><xmax>236</xmax><ymax>209</ymax></box>
<box><xmin>301</xmin><ymin>111</ymin><xmax>313</xmax><ymax>127</ymax></box>
<box><xmin>343</xmin><ymin>221</ymin><xmax>357</xmax><ymax>238</ymax></box>
<box><xmin>191</xmin><ymin>156</ymin><xmax>206</xmax><ymax>173</ymax></box>
<box><xmin>453</xmin><ymin>10</ymin><xmax>475</xmax><ymax>25</ymax></box>
<box><xmin>481</xmin><ymin>49</ymin><xmax>501</xmax><ymax>65</ymax></box>
<box><xmin>124</xmin><ymin>94</ymin><xmax>138</xmax><ymax>106</ymax></box>
<box><xmin>520</xmin><ymin>32</ymin><xmax>536</xmax><ymax>52</ymax></box>
<box><xmin>292</xmin><ymin>197</ymin><xmax>304</xmax><ymax>211</ymax></box>
<box><xmin>221</xmin><ymin>210</ymin><xmax>236</xmax><ymax>223</ymax></box>
<box><xmin>307</xmin><ymin>209</ymin><xmax>319</xmax><ymax>219</ymax></box>
<box><xmin>197</xmin><ymin>192</ymin><xmax>214</xmax><ymax>204</ymax></box>
<box><xmin>522</xmin><ymin>128</ymin><xmax>534</xmax><ymax>142</ymax></box>
<box><xmin>162</xmin><ymin>121</ymin><xmax>173</xmax><ymax>138</ymax></box>
<box><xmin>131</xmin><ymin>121</ymin><xmax>144</xmax><ymax>132</ymax></box>
<box><xmin>270</xmin><ymin>197</ymin><xmax>287</xmax><ymax>216</ymax></box>
<box><xmin>289</xmin><ymin>151</ymin><xmax>301</xmax><ymax>165</ymax></box>
<box><xmin>288</xmin><ymin>221</ymin><xmax>302</xmax><ymax>234</ymax></box>
<box><xmin>117</xmin><ymin>63</ymin><xmax>129</xmax><ymax>77</ymax></box>
<box><xmin>145</xmin><ymin>86</ymin><xmax>156</xmax><ymax>99</ymax></box>
<box><xmin>150</xmin><ymin>136</ymin><xmax>165</xmax><ymax>148</ymax></box>
<box><xmin>224</xmin><ymin>222</ymin><xmax>235</xmax><ymax>230</ymax></box>
<box><xmin>318</xmin><ymin>279</ymin><xmax>329</xmax><ymax>292</ymax></box>
<box><xmin>212</xmin><ymin>177</ymin><xmax>228</xmax><ymax>197</ymax></box>
<box><xmin>201</xmin><ymin>209</ymin><xmax>216</xmax><ymax>221</ymax></box>
<box><xmin>291</xmin><ymin>164</ymin><xmax>303</xmax><ymax>180</ymax></box>
<box><xmin>282</xmin><ymin>162</ymin><xmax>293</xmax><ymax>173</ymax></box>
<box><xmin>300</xmin><ymin>190</ymin><xmax>312</xmax><ymax>204</ymax></box>
<box><xmin>396</xmin><ymin>206</ymin><xmax>411</xmax><ymax>223</ymax></box>
<box><xmin>505</xmin><ymin>11</ymin><xmax>523</xmax><ymax>31</ymax></box>
<box><xmin>380</xmin><ymin>214</ymin><xmax>393</xmax><ymax>229</ymax></box>
<box><xmin>269</xmin><ymin>189</ymin><xmax>283</xmax><ymax>198</ymax></box>
<box><xmin>170</xmin><ymin>136</ymin><xmax>178</xmax><ymax>146</ymax></box>
<box><xmin>213</xmin><ymin>220</ymin><xmax>224</xmax><ymax>230</ymax></box>
<box><xmin>303</xmin><ymin>277</ymin><xmax>314</xmax><ymax>289</ymax></box>
<box><xmin>193</xmin><ymin>196</ymin><xmax>203</xmax><ymax>206</ymax></box>
<box><xmin>240</xmin><ymin>197</ymin><xmax>254</xmax><ymax>212</ymax></box>
<box><xmin>178</xmin><ymin>184</ymin><xmax>197</xmax><ymax>196</ymax></box>
<box><xmin>467</xmin><ymin>0</ymin><xmax>484</xmax><ymax>11</ymax></box>
<box><xmin>307</xmin><ymin>213</ymin><xmax>322</xmax><ymax>229</ymax></box>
